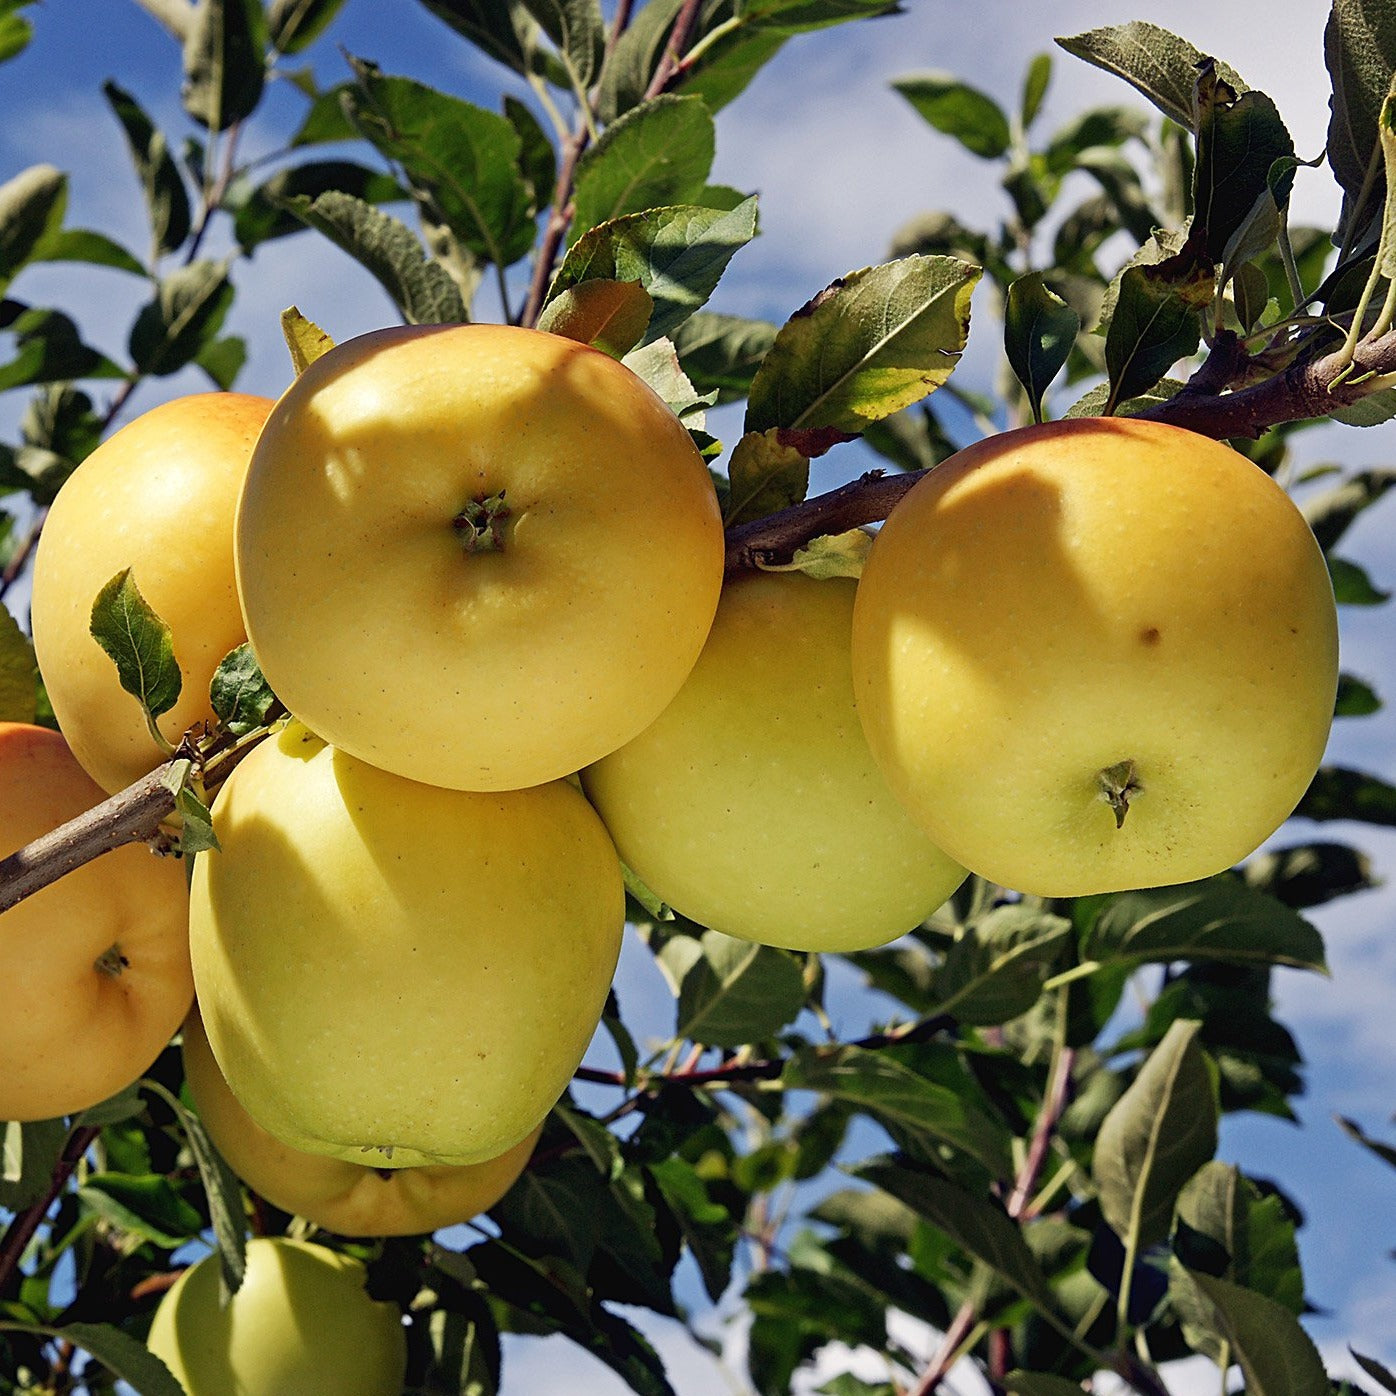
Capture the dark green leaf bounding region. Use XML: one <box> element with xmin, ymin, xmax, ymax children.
<box><xmin>1021</xmin><ymin>53</ymin><xmax>1052</xmax><ymax>129</ymax></box>
<box><xmin>1353</xmin><ymin>1352</ymin><xmax>1396</xmax><ymax>1396</ymax></box>
<box><xmin>0</xmin><ymin>1322</ymin><xmax>185</xmax><ymax>1396</ymax></box>
<box><xmin>0</xmin><ymin>164</ymin><xmax>66</xmax><ymax>291</ymax></box>
<box><xmin>0</xmin><ymin>602</ymin><xmax>36</xmax><ymax>723</ymax></box>
<box><xmin>784</xmin><ymin>1046</ymin><xmax>1013</xmax><ymax>1176</ymax></box>
<box><xmin>520</xmin><ymin>0</ymin><xmax>604</xmax><ymax>92</ymax></box>
<box><xmin>676</xmin><ymin>929</ymin><xmax>805</xmax><ymax>1047</ymax></box>
<box><xmin>128</xmin><ymin>259</ymin><xmax>234</xmax><ymax>376</ymax></box>
<box><xmin>1005</xmin><ymin>1374</ymin><xmax>1091</xmax><ymax>1396</ymax></box>
<box><xmin>855</xmin><ymin>1159</ymin><xmax>1057</xmax><ymax>1312</ymax></box>
<box><xmin>284</xmin><ymin>190</ymin><xmax>468</xmax><ymax>325</ymax></box>
<box><xmin>289</xmin><ymin>80</ymin><xmax>359</xmax><ymax>145</ymax></box>
<box><xmin>672</xmin><ymin>311</ymin><xmax>777</xmax><ymax>401</ymax></box>
<box><xmin>103</xmin><ymin>81</ymin><xmax>191</xmax><ymax>258</ymax></box>
<box><xmin>892</xmin><ymin>71</ymin><xmax>1010</xmax><ymax>159</ymax></box>
<box><xmin>1042</xmin><ymin>106</ymin><xmax>1149</xmax><ymax>175</ymax></box>
<box><xmin>161</xmin><ymin>1088</ymin><xmax>246</xmax><ymax>1293</ymax></box>
<box><xmin>231</xmin><ymin>159</ymin><xmax>403</xmax><ymax>249</ymax></box>
<box><xmin>927</xmin><ymin>905</ymin><xmax>1071</xmax><ymax>1025</ymax></box>
<box><xmin>31</xmin><ymin>228</ymin><xmax>146</xmax><ymax>277</ymax></box>
<box><xmin>1329</xmin><ymin>554</ymin><xmax>1391</xmax><ymax>604</ymax></box>
<box><xmin>344</xmin><ymin>64</ymin><xmax>535</xmax><ymax>268</ymax></box>
<box><xmin>88</xmin><ymin>568</ymin><xmax>182</xmax><ymax>721</ymax></box>
<box><xmin>413</xmin><ymin>0</ymin><xmax>534</xmax><ymax>76</ymax></box>
<box><xmin>649</xmin><ymin>1157</ymin><xmax>735</xmax><ymax>1302</ymax></box>
<box><xmin>535</xmin><ymin>279</ymin><xmax>653</xmax><ymax>356</ymax></box>
<box><xmin>268</xmin><ymin>0</ymin><xmax>347</xmax><ymax>52</ymax></box>
<box><xmin>1338</xmin><ymin>1115</ymin><xmax>1396</xmax><ymax>1170</ymax></box>
<box><xmin>1298</xmin><ymin>764</ymin><xmax>1396</xmax><ymax>825</ymax></box>
<box><xmin>1093</xmin><ymin>1019</ymin><xmax>1219</xmax><ymax>1248</ymax></box>
<box><xmin>0</xmin><ymin>3</ymin><xmax>34</xmax><ymax>64</ymax></box>
<box><xmin>548</xmin><ymin>198</ymin><xmax>758</xmax><ymax>344</ymax></box>
<box><xmin>503</xmin><ymin>94</ymin><xmax>555</xmax><ymax>209</ymax></box>
<box><xmin>79</xmin><ymin>1172</ymin><xmax>205</xmax><ymax>1247</ymax></box>
<box><xmin>1004</xmin><ymin>272</ymin><xmax>1080</xmax><ymax>422</ymax></box>
<box><xmin>196</xmin><ymin>334</ymin><xmax>247</xmax><ymax>390</ymax></box>
<box><xmin>1183</xmin><ymin>1270</ymin><xmax>1329</xmax><ymax>1396</ymax></box>
<box><xmin>723</xmin><ymin>428</ymin><xmax>808</xmax><ymax>527</ymax></box>
<box><xmin>175</xmin><ymin>784</ymin><xmax>221</xmax><ymax>854</ymax></box>
<box><xmin>1325</xmin><ymin>0</ymin><xmax>1396</xmax><ymax>246</ymax></box>
<box><xmin>1084</xmin><ymin>876</ymin><xmax>1328</xmax><ymax>974</ymax></box>
<box><xmin>861</xmin><ymin>404</ymin><xmax>956</xmax><ymax>473</ymax></box>
<box><xmin>1330</xmin><ymin>386</ymin><xmax>1396</xmax><ymax>427</ymax></box>
<box><xmin>0</xmin><ymin>1117</ymin><xmax>67</xmax><ymax>1210</ymax></box>
<box><xmin>571</xmin><ymin>95</ymin><xmax>715</xmax><ymax>246</ymax></box>
<box><xmin>1103</xmin><ymin>244</ymin><xmax>1213</xmax><ymax>411</ymax></box>
<box><xmin>1304</xmin><ymin>468</ymin><xmax>1396</xmax><ymax>550</ymax></box>
<box><xmin>1336</xmin><ymin>672</ymin><xmax>1382</xmax><ymax>716</ymax></box>
<box><xmin>0</xmin><ymin>303</ymin><xmax>123</xmax><ymax>391</ymax></box>
<box><xmin>181</xmin><ymin>0</ymin><xmax>268</xmax><ymax>131</ymax></box>
<box><xmin>745</xmin><ymin>255</ymin><xmax>979</xmax><ymax>437</ymax></box>
<box><xmin>1242</xmin><ymin>841</ymin><xmax>1375</xmax><ymax>909</ymax></box>
<box><xmin>1055</xmin><ymin>21</ymin><xmax>1246</xmax><ymax>131</ymax></box>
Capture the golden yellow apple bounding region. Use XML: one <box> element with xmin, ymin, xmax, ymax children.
<box><xmin>146</xmin><ymin>1236</ymin><xmax>406</xmax><ymax>1396</ymax></box>
<box><xmin>583</xmin><ymin>570</ymin><xmax>966</xmax><ymax>950</ymax></box>
<box><xmin>0</xmin><ymin>722</ymin><xmax>190</xmax><ymax>1120</ymax></box>
<box><xmin>181</xmin><ymin>1008</ymin><xmax>539</xmax><ymax>1236</ymax></box>
<box><xmin>31</xmin><ymin>392</ymin><xmax>274</xmax><ymax>793</ymax></box>
<box><xmin>234</xmin><ymin>323</ymin><xmax>724</xmax><ymax>791</ymax></box>
<box><xmin>189</xmin><ymin>721</ymin><xmax>624</xmax><ymax>1168</ymax></box>
<box><xmin>850</xmin><ymin>418</ymin><xmax>1339</xmax><ymax>897</ymax></box>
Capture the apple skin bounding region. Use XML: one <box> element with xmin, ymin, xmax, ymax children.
<box><xmin>181</xmin><ymin>1008</ymin><xmax>539</xmax><ymax>1237</ymax></box>
<box><xmin>189</xmin><ymin>721</ymin><xmax>624</xmax><ymax>1168</ymax></box>
<box><xmin>850</xmin><ymin>417</ymin><xmax>1340</xmax><ymax>897</ymax></box>
<box><xmin>0</xmin><ymin>722</ymin><xmax>191</xmax><ymax>1121</ymax></box>
<box><xmin>583</xmin><ymin>571</ymin><xmax>966</xmax><ymax>951</ymax></box>
<box><xmin>145</xmin><ymin>1236</ymin><xmax>406</xmax><ymax>1396</ymax></box>
<box><xmin>31</xmin><ymin>392</ymin><xmax>273</xmax><ymax>793</ymax></box>
<box><xmin>234</xmin><ymin>323</ymin><xmax>725</xmax><ymax>791</ymax></box>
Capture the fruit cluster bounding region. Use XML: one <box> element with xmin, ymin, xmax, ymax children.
<box><xmin>3</xmin><ymin>323</ymin><xmax>1339</xmax><ymax>1391</ymax></box>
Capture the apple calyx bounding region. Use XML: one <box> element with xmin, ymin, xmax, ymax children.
<box><xmin>94</xmin><ymin>943</ymin><xmax>130</xmax><ymax>977</ymax></box>
<box><xmin>453</xmin><ymin>490</ymin><xmax>512</xmax><ymax>553</ymax></box>
<box><xmin>1097</xmin><ymin>760</ymin><xmax>1142</xmax><ymax>829</ymax></box>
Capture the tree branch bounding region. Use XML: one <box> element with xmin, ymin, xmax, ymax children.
<box><xmin>0</xmin><ymin>1125</ymin><xmax>101</xmax><ymax>1298</ymax></box>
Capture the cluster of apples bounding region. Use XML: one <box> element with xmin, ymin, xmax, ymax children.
<box><xmin>1</xmin><ymin>319</ymin><xmax>1340</xmax><ymax>1389</ymax></box>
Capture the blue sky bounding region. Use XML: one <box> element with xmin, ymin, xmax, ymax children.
<box><xmin>4</xmin><ymin>2</ymin><xmax>1396</xmax><ymax>1393</ymax></box>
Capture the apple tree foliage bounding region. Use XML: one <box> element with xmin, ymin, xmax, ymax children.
<box><xmin>3</xmin><ymin>2</ymin><xmax>1396</xmax><ymax>1394</ymax></box>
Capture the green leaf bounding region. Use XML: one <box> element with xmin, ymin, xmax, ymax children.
<box><xmin>31</xmin><ymin>228</ymin><xmax>146</xmax><ymax>277</ymax></box>
<box><xmin>672</xmin><ymin>311</ymin><xmax>778</xmax><ymax>402</ymax></box>
<box><xmin>209</xmin><ymin>642</ymin><xmax>280</xmax><ymax>736</ymax></box>
<box><xmin>548</xmin><ymin>198</ymin><xmax>758</xmax><ymax>344</ymax></box>
<box><xmin>0</xmin><ymin>1322</ymin><xmax>185</xmax><ymax>1396</ymax></box>
<box><xmin>89</xmin><ymin>568</ymin><xmax>182</xmax><ymax>721</ymax></box>
<box><xmin>1093</xmin><ymin>1019</ymin><xmax>1219</xmax><ymax>1249</ymax></box>
<box><xmin>79</xmin><ymin>1171</ymin><xmax>205</xmax><ymax>1247</ymax></box>
<box><xmin>0</xmin><ymin>1117</ymin><xmax>67</xmax><ymax>1210</ymax></box>
<box><xmin>1331</xmin><ymin>386</ymin><xmax>1396</xmax><ymax>427</ymax></box>
<box><xmin>759</xmin><ymin>528</ymin><xmax>872</xmax><ymax>581</ymax></box>
<box><xmin>1003</xmin><ymin>272</ymin><xmax>1079</xmax><ymax>422</ymax></box>
<box><xmin>571</xmin><ymin>95</ymin><xmax>715</xmax><ymax>246</ymax></box>
<box><xmin>232</xmin><ymin>159</ymin><xmax>402</xmax><ymax>250</ymax></box>
<box><xmin>676</xmin><ymin>929</ymin><xmax>805</xmax><ymax>1048</ymax></box>
<box><xmin>855</xmin><ymin>1159</ymin><xmax>1057</xmax><ymax>1313</ymax></box>
<box><xmin>503</xmin><ymin>94</ymin><xmax>555</xmax><ymax>209</ymax></box>
<box><xmin>1325</xmin><ymin>0</ymin><xmax>1396</xmax><ymax>247</ymax></box>
<box><xmin>284</xmin><ymin>190</ymin><xmax>468</xmax><ymax>325</ymax></box>
<box><xmin>413</xmin><ymin>0</ymin><xmax>534</xmax><ymax>77</ymax></box>
<box><xmin>1193</xmin><ymin>68</ymin><xmax>1295</xmax><ymax>263</ymax></box>
<box><xmin>1303</xmin><ymin>467</ymin><xmax>1396</xmax><ymax>549</ymax></box>
<box><xmin>649</xmin><ymin>1157</ymin><xmax>736</xmax><ymax>1303</ymax></box>
<box><xmin>927</xmin><ymin>905</ymin><xmax>1071</xmax><ymax>1026</ymax></box>
<box><xmin>1182</xmin><ymin>1270</ymin><xmax>1329</xmax><ymax>1396</ymax></box>
<box><xmin>1103</xmin><ymin>244</ymin><xmax>1213</xmax><ymax>411</ymax></box>
<box><xmin>268</xmin><ymin>0</ymin><xmax>347</xmax><ymax>52</ymax></box>
<box><xmin>196</xmin><ymin>335</ymin><xmax>246</xmax><ymax>390</ymax></box>
<box><xmin>520</xmin><ymin>0</ymin><xmax>604</xmax><ymax>93</ymax></box>
<box><xmin>1298</xmin><ymin>764</ymin><xmax>1396</xmax><ymax>825</ymax></box>
<box><xmin>0</xmin><ymin>304</ymin><xmax>123</xmax><ymax>392</ymax></box>
<box><xmin>1242</xmin><ymin>841</ymin><xmax>1375</xmax><ymax>909</ymax></box>
<box><xmin>1004</xmin><ymin>1374</ymin><xmax>1090</xmax><ymax>1396</ymax></box>
<box><xmin>536</xmin><ymin>278</ymin><xmax>653</xmax><ymax>357</ymax></box>
<box><xmin>103</xmin><ymin>82</ymin><xmax>191</xmax><ymax>258</ymax></box>
<box><xmin>0</xmin><ymin>2</ymin><xmax>34</xmax><ymax>64</ymax></box>
<box><xmin>1021</xmin><ymin>53</ymin><xmax>1052</xmax><ymax>129</ymax></box>
<box><xmin>344</xmin><ymin>64</ymin><xmax>535</xmax><ymax>269</ymax></box>
<box><xmin>0</xmin><ymin>603</ymin><xmax>36</xmax><ymax>723</ymax></box>
<box><xmin>745</xmin><ymin>255</ymin><xmax>979</xmax><ymax>439</ymax></box>
<box><xmin>128</xmin><ymin>258</ymin><xmax>234</xmax><ymax>376</ymax></box>
<box><xmin>620</xmin><ymin>337</ymin><xmax>715</xmax><ymax>426</ymax></box>
<box><xmin>181</xmin><ymin>0</ymin><xmax>268</xmax><ymax>131</ymax></box>
<box><xmin>784</xmin><ymin>1045</ymin><xmax>1013</xmax><ymax>1176</ymax></box>
<box><xmin>892</xmin><ymin>71</ymin><xmax>1011</xmax><ymax>158</ymax></box>
<box><xmin>1338</xmin><ymin>1114</ymin><xmax>1396</xmax><ymax>1170</ymax></box>
<box><xmin>175</xmin><ymin>783</ymin><xmax>221</xmax><ymax>854</ymax></box>
<box><xmin>0</xmin><ymin>164</ymin><xmax>66</xmax><ymax>292</ymax></box>
<box><xmin>1055</xmin><ymin>21</ymin><xmax>1246</xmax><ymax>131</ymax></box>
<box><xmin>723</xmin><ymin>428</ymin><xmax>809</xmax><ymax>527</ymax></box>
<box><xmin>1083</xmin><ymin>876</ymin><xmax>1329</xmax><ymax>974</ymax></box>
<box><xmin>1353</xmin><ymin>1352</ymin><xmax>1396</xmax><ymax>1396</ymax></box>
<box><xmin>1336</xmin><ymin>672</ymin><xmax>1382</xmax><ymax>716</ymax></box>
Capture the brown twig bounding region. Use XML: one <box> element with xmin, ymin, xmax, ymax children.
<box><xmin>0</xmin><ymin>1125</ymin><xmax>101</xmax><ymax>1297</ymax></box>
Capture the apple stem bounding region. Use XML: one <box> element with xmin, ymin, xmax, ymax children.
<box><xmin>453</xmin><ymin>490</ymin><xmax>511</xmax><ymax>553</ymax></box>
<box><xmin>1098</xmin><ymin>760</ymin><xmax>1142</xmax><ymax>829</ymax></box>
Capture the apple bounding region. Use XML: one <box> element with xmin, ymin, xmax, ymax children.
<box><xmin>0</xmin><ymin>722</ymin><xmax>190</xmax><ymax>1120</ymax></box>
<box><xmin>30</xmin><ymin>392</ymin><xmax>274</xmax><ymax>793</ymax></box>
<box><xmin>850</xmin><ymin>417</ymin><xmax>1340</xmax><ymax>897</ymax></box>
<box><xmin>189</xmin><ymin>720</ymin><xmax>624</xmax><ymax>1168</ymax></box>
<box><xmin>181</xmin><ymin>1008</ymin><xmax>539</xmax><ymax>1236</ymax></box>
<box><xmin>145</xmin><ymin>1235</ymin><xmax>406</xmax><ymax>1396</ymax></box>
<box><xmin>583</xmin><ymin>570</ymin><xmax>966</xmax><ymax>951</ymax></box>
<box><xmin>234</xmin><ymin>322</ymin><xmax>725</xmax><ymax>792</ymax></box>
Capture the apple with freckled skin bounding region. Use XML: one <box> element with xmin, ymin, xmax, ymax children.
<box><xmin>0</xmin><ymin>722</ymin><xmax>191</xmax><ymax>1121</ymax></box>
<box><xmin>234</xmin><ymin>322</ymin><xmax>724</xmax><ymax>792</ymax></box>
<box><xmin>30</xmin><ymin>392</ymin><xmax>274</xmax><ymax>794</ymax></box>
<box><xmin>145</xmin><ymin>1236</ymin><xmax>407</xmax><ymax>1396</ymax></box>
<box><xmin>850</xmin><ymin>417</ymin><xmax>1340</xmax><ymax>897</ymax></box>
<box><xmin>181</xmin><ymin>1008</ymin><xmax>540</xmax><ymax>1237</ymax></box>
